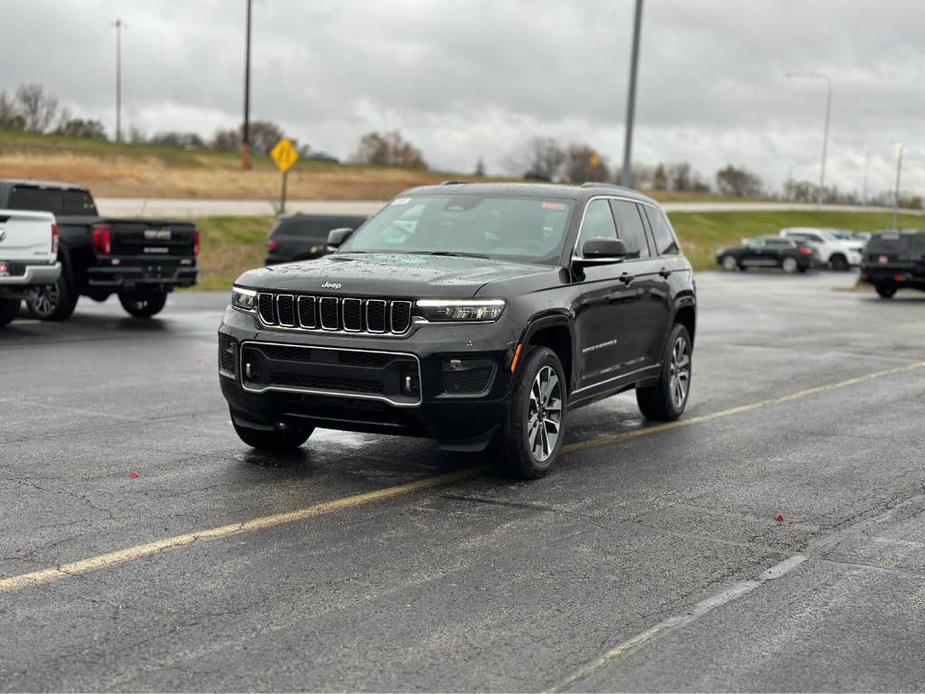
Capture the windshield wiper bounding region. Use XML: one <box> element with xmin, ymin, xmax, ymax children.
<box><xmin>410</xmin><ymin>251</ymin><xmax>491</xmax><ymax>259</ymax></box>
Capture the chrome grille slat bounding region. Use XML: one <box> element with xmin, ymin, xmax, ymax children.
<box><xmin>256</xmin><ymin>293</ymin><xmax>413</xmax><ymax>336</ymax></box>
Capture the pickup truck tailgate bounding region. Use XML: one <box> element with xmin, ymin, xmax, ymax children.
<box><xmin>108</xmin><ymin>219</ymin><xmax>197</xmax><ymax>257</ymax></box>
<box><xmin>0</xmin><ymin>209</ymin><xmax>55</xmax><ymax>263</ymax></box>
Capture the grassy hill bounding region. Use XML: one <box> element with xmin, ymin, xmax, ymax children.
<box><xmin>194</xmin><ymin>210</ymin><xmax>922</xmax><ymax>290</ymax></box>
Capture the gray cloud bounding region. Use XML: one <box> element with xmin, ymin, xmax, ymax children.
<box><xmin>1</xmin><ymin>0</ymin><xmax>922</xmax><ymax>194</ymax></box>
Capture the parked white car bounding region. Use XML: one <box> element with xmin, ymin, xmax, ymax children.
<box><xmin>0</xmin><ymin>209</ymin><xmax>61</xmax><ymax>327</ymax></box>
<box><xmin>778</xmin><ymin>227</ymin><xmax>865</xmax><ymax>271</ymax></box>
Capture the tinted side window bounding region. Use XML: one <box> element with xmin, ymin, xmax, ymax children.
<box><xmin>9</xmin><ymin>187</ymin><xmax>63</xmax><ymax>215</ymax></box>
<box><xmin>644</xmin><ymin>206</ymin><xmax>680</xmax><ymax>255</ymax></box>
<box><xmin>610</xmin><ymin>200</ymin><xmax>650</xmax><ymax>258</ymax></box>
<box><xmin>578</xmin><ymin>199</ymin><xmax>617</xmax><ymax>252</ymax></box>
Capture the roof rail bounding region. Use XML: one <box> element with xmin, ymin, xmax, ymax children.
<box><xmin>440</xmin><ymin>180</ymin><xmax>470</xmax><ymax>186</ymax></box>
<box><xmin>580</xmin><ymin>181</ymin><xmax>624</xmax><ymax>189</ymax></box>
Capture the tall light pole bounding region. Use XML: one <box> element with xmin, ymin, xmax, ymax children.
<box><xmin>621</xmin><ymin>0</ymin><xmax>643</xmax><ymax>189</ymax></box>
<box><xmin>241</xmin><ymin>0</ymin><xmax>253</xmax><ymax>170</ymax></box>
<box><xmin>892</xmin><ymin>143</ymin><xmax>903</xmax><ymax>230</ymax></box>
<box><xmin>785</xmin><ymin>71</ymin><xmax>832</xmax><ymax>206</ymax></box>
<box><xmin>861</xmin><ymin>151</ymin><xmax>870</xmax><ymax>206</ymax></box>
<box><xmin>114</xmin><ymin>19</ymin><xmax>126</xmax><ymax>143</ymax></box>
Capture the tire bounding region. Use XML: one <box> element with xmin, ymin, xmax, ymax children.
<box><xmin>119</xmin><ymin>291</ymin><xmax>168</xmax><ymax>318</ymax></box>
<box><xmin>232</xmin><ymin>420</ymin><xmax>313</xmax><ymax>453</ymax></box>
<box><xmin>491</xmin><ymin>346</ymin><xmax>567</xmax><ymax>479</ymax></box>
<box><xmin>25</xmin><ymin>275</ymin><xmax>78</xmax><ymax>321</ymax></box>
<box><xmin>636</xmin><ymin>323</ymin><xmax>692</xmax><ymax>422</ymax></box>
<box><xmin>721</xmin><ymin>255</ymin><xmax>739</xmax><ymax>272</ymax></box>
<box><xmin>875</xmin><ymin>284</ymin><xmax>897</xmax><ymax>299</ymax></box>
<box><xmin>0</xmin><ymin>298</ymin><xmax>19</xmax><ymax>327</ymax></box>
<box><xmin>829</xmin><ymin>254</ymin><xmax>849</xmax><ymax>272</ymax></box>
<box><xmin>782</xmin><ymin>257</ymin><xmax>799</xmax><ymax>274</ymax></box>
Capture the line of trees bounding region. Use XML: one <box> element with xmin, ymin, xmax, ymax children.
<box><xmin>0</xmin><ymin>84</ymin><xmax>107</xmax><ymax>140</ymax></box>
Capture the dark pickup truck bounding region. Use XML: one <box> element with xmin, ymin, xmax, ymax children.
<box><xmin>0</xmin><ymin>180</ymin><xmax>198</xmax><ymax>319</ymax></box>
<box><xmin>861</xmin><ymin>230</ymin><xmax>925</xmax><ymax>298</ymax></box>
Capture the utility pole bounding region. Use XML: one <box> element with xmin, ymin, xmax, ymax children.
<box><xmin>785</xmin><ymin>71</ymin><xmax>832</xmax><ymax>206</ymax></box>
<box><xmin>242</xmin><ymin>0</ymin><xmax>253</xmax><ymax>170</ymax></box>
<box><xmin>861</xmin><ymin>151</ymin><xmax>870</xmax><ymax>206</ymax></box>
<box><xmin>114</xmin><ymin>19</ymin><xmax>125</xmax><ymax>143</ymax></box>
<box><xmin>892</xmin><ymin>143</ymin><xmax>903</xmax><ymax>230</ymax></box>
<box><xmin>621</xmin><ymin>0</ymin><xmax>643</xmax><ymax>189</ymax></box>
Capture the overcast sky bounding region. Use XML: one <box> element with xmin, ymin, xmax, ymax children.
<box><xmin>2</xmin><ymin>0</ymin><xmax>923</xmax><ymax>194</ymax></box>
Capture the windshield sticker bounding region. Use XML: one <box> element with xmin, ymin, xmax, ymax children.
<box><xmin>391</xmin><ymin>197</ymin><xmax>412</xmax><ymax>206</ymax></box>
<box><xmin>542</xmin><ymin>201</ymin><xmax>566</xmax><ymax>210</ymax></box>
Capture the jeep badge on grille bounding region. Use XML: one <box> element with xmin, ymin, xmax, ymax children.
<box><xmin>321</xmin><ymin>282</ymin><xmax>342</xmax><ymax>290</ymax></box>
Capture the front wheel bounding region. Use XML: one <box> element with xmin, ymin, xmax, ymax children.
<box><xmin>233</xmin><ymin>420</ymin><xmax>313</xmax><ymax>453</ymax></box>
<box><xmin>25</xmin><ymin>275</ymin><xmax>78</xmax><ymax>321</ymax></box>
<box><xmin>119</xmin><ymin>291</ymin><xmax>168</xmax><ymax>318</ymax></box>
<box><xmin>491</xmin><ymin>346</ymin><xmax>567</xmax><ymax>479</ymax></box>
<box><xmin>0</xmin><ymin>298</ymin><xmax>20</xmax><ymax>327</ymax></box>
<box><xmin>875</xmin><ymin>284</ymin><xmax>897</xmax><ymax>299</ymax></box>
<box><xmin>636</xmin><ymin>323</ymin><xmax>692</xmax><ymax>422</ymax></box>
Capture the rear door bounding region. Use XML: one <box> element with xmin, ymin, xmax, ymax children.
<box><xmin>572</xmin><ymin>198</ymin><xmax>640</xmax><ymax>391</ymax></box>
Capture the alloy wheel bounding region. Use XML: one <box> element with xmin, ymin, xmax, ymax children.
<box><xmin>30</xmin><ymin>283</ymin><xmax>59</xmax><ymax>318</ymax></box>
<box><xmin>669</xmin><ymin>336</ymin><xmax>691</xmax><ymax>409</ymax></box>
<box><xmin>527</xmin><ymin>365</ymin><xmax>562</xmax><ymax>462</ymax></box>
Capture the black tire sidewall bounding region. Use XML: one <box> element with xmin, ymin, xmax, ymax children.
<box><xmin>500</xmin><ymin>346</ymin><xmax>567</xmax><ymax>478</ymax></box>
<box><xmin>0</xmin><ymin>298</ymin><xmax>19</xmax><ymax>326</ymax></box>
<box><xmin>119</xmin><ymin>291</ymin><xmax>168</xmax><ymax>318</ymax></box>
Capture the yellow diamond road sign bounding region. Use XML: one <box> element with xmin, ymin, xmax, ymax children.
<box><xmin>270</xmin><ymin>138</ymin><xmax>299</xmax><ymax>173</ymax></box>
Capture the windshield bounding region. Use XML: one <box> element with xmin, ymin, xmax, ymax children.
<box><xmin>339</xmin><ymin>194</ymin><xmax>575</xmax><ymax>264</ymax></box>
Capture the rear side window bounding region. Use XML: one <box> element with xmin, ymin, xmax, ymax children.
<box><xmin>610</xmin><ymin>200</ymin><xmax>650</xmax><ymax>258</ymax></box>
<box><xmin>577</xmin><ymin>199</ymin><xmax>618</xmax><ymax>251</ymax></box>
<box><xmin>8</xmin><ymin>187</ymin><xmax>97</xmax><ymax>216</ymax></box>
<box><xmin>643</xmin><ymin>206</ymin><xmax>680</xmax><ymax>255</ymax></box>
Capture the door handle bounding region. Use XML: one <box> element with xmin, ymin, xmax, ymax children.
<box><xmin>659</xmin><ymin>267</ymin><xmax>672</xmax><ymax>279</ymax></box>
<box><xmin>619</xmin><ymin>272</ymin><xmax>633</xmax><ymax>285</ymax></box>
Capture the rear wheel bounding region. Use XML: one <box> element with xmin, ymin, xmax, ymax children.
<box><xmin>0</xmin><ymin>298</ymin><xmax>20</xmax><ymax>327</ymax></box>
<box><xmin>721</xmin><ymin>255</ymin><xmax>738</xmax><ymax>272</ymax></box>
<box><xmin>119</xmin><ymin>291</ymin><xmax>168</xmax><ymax>318</ymax></box>
<box><xmin>875</xmin><ymin>284</ymin><xmax>897</xmax><ymax>299</ymax></box>
<box><xmin>636</xmin><ymin>323</ymin><xmax>692</xmax><ymax>422</ymax></box>
<box><xmin>782</xmin><ymin>257</ymin><xmax>799</xmax><ymax>274</ymax></box>
<box><xmin>491</xmin><ymin>346</ymin><xmax>567</xmax><ymax>479</ymax></box>
<box><xmin>829</xmin><ymin>254</ymin><xmax>849</xmax><ymax>271</ymax></box>
<box><xmin>26</xmin><ymin>275</ymin><xmax>78</xmax><ymax>321</ymax></box>
<box><xmin>232</xmin><ymin>420</ymin><xmax>313</xmax><ymax>453</ymax></box>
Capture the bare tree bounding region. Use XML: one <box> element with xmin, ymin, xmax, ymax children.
<box><xmin>54</xmin><ymin>118</ymin><xmax>107</xmax><ymax>141</ymax></box>
<box><xmin>352</xmin><ymin>131</ymin><xmax>427</xmax><ymax>169</ymax></box>
<box><xmin>506</xmin><ymin>137</ymin><xmax>566</xmax><ymax>180</ymax></box>
<box><xmin>15</xmin><ymin>84</ymin><xmax>61</xmax><ymax>133</ymax></box>
<box><xmin>0</xmin><ymin>91</ymin><xmax>25</xmax><ymax>130</ymax></box>
<box><xmin>563</xmin><ymin>144</ymin><xmax>610</xmax><ymax>183</ymax></box>
<box><xmin>652</xmin><ymin>164</ymin><xmax>668</xmax><ymax>191</ymax></box>
<box><xmin>715</xmin><ymin>165</ymin><xmax>763</xmax><ymax>197</ymax></box>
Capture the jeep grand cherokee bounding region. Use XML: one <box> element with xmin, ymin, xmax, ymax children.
<box><xmin>218</xmin><ymin>182</ymin><xmax>696</xmax><ymax>478</ymax></box>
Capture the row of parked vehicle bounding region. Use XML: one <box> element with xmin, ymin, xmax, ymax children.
<box><xmin>714</xmin><ymin>225</ymin><xmax>925</xmax><ymax>298</ymax></box>
<box><xmin>0</xmin><ymin>179</ymin><xmax>199</xmax><ymax>328</ymax></box>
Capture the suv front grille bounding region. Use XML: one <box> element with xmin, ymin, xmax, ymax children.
<box><xmin>256</xmin><ymin>292</ymin><xmax>414</xmax><ymax>336</ymax></box>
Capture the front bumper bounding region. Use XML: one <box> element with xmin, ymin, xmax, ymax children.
<box><xmin>87</xmin><ymin>257</ymin><xmax>198</xmax><ymax>291</ymax></box>
<box><xmin>217</xmin><ymin>307</ymin><xmax>520</xmax><ymax>450</ymax></box>
<box><xmin>0</xmin><ymin>261</ymin><xmax>61</xmax><ymax>286</ymax></box>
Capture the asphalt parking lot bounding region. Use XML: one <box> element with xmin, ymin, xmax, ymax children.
<box><xmin>1</xmin><ymin>271</ymin><xmax>924</xmax><ymax>691</ymax></box>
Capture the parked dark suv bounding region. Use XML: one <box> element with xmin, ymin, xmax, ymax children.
<box><xmin>218</xmin><ymin>183</ymin><xmax>696</xmax><ymax>478</ymax></box>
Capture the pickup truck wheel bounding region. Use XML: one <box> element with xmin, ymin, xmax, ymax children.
<box><xmin>119</xmin><ymin>291</ymin><xmax>168</xmax><ymax>318</ymax></box>
<box><xmin>0</xmin><ymin>298</ymin><xmax>20</xmax><ymax>327</ymax></box>
<box><xmin>232</xmin><ymin>421</ymin><xmax>313</xmax><ymax>453</ymax></box>
<box><xmin>26</xmin><ymin>276</ymin><xmax>78</xmax><ymax>321</ymax></box>
<box><xmin>636</xmin><ymin>323</ymin><xmax>692</xmax><ymax>422</ymax></box>
<box><xmin>491</xmin><ymin>346</ymin><xmax>567</xmax><ymax>479</ymax></box>
<box><xmin>875</xmin><ymin>284</ymin><xmax>897</xmax><ymax>299</ymax></box>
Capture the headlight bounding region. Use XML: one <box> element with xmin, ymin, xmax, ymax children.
<box><xmin>231</xmin><ymin>286</ymin><xmax>257</xmax><ymax>311</ymax></box>
<box><xmin>415</xmin><ymin>299</ymin><xmax>506</xmax><ymax>323</ymax></box>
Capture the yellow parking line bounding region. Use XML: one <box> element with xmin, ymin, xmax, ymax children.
<box><xmin>1</xmin><ymin>359</ymin><xmax>923</xmax><ymax>595</ymax></box>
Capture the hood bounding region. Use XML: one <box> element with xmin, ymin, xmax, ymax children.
<box><xmin>235</xmin><ymin>252</ymin><xmax>554</xmax><ymax>298</ymax></box>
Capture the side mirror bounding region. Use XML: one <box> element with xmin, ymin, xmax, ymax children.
<box><xmin>327</xmin><ymin>227</ymin><xmax>354</xmax><ymax>249</ymax></box>
<box><xmin>573</xmin><ymin>238</ymin><xmax>627</xmax><ymax>266</ymax></box>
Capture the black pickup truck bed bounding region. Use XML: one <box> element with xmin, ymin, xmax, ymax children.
<box><xmin>861</xmin><ymin>231</ymin><xmax>925</xmax><ymax>298</ymax></box>
<box><xmin>0</xmin><ymin>180</ymin><xmax>198</xmax><ymax>319</ymax></box>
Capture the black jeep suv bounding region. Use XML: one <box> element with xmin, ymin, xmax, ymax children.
<box><xmin>218</xmin><ymin>183</ymin><xmax>696</xmax><ymax>478</ymax></box>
